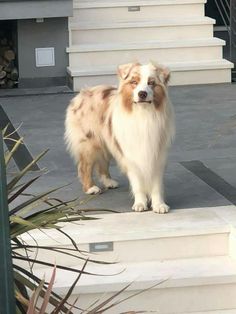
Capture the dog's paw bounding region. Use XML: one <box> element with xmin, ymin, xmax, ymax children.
<box><xmin>152</xmin><ymin>203</ymin><xmax>169</xmax><ymax>214</ymax></box>
<box><xmin>132</xmin><ymin>202</ymin><xmax>147</xmax><ymax>212</ymax></box>
<box><xmin>103</xmin><ymin>178</ymin><xmax>119</xmax><ymax>189</ymax></box>
<box><xmin>85</xmin><ymin>185</ymin><xmax>102</xmax><ymax>195</ymax></box>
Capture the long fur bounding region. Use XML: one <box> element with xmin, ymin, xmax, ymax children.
<box><xmin>65</xmin><ymin>62</ymin><xmax>175</xmax><ymax>213</ymax></box>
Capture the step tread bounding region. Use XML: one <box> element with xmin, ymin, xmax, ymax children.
<box><xmin>36</xmin><ymin>256</ymin><xmax>236</xmax><ymax>293</ymax></box>
<box><xmin>69</xmin><ymin>17</ymin><xmax>215</xmax><ymax>30</ymax></box>
<box><xmin>74</xmin><ymin>0</ymin><xmax>207</xmax><ymax>9</ymax></box>
<box><xmin>67</xmin><ymin>37</ymin><xmax>225</xmax><ymax>53</ymax></box>
<box><xmin>22</xmin><ymin>207</ymin><xmax>230</xmax><ymax>246</ymax></box>
<box><xmin>68</xmin><ymin>59</ymin><xmax>234</xmax><ymax>77</ymax></box>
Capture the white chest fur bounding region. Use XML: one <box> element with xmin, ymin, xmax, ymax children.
<box><xmin>112</xmin><ymin>102</ymin><xmax>168</xmax><ymax>182</ymax></box>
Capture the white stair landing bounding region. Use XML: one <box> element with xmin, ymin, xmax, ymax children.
<box><xmin>20</xmin><ymin>207</ymin><xmax>231</xmax><ymax>266</ymax></box>
<box><xmin>21</xmin><ymin>206</ymin><xmax>236</xmax><ymax>313</ymax></box>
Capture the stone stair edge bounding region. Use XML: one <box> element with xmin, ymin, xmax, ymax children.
<box><xmin>35</xmin><ymin>256</ymin><xmax>236</xmax><ymax>293</ymax></box>
<box><xmin>66</xmin><ymin>37</ymin><xmax>225</xmax><ymax>53</ymax></box>
<box><xmin>67</xmin><ymin>59</ymin><xmax>234</xmax><ymax>77</ymax></box>
<box><xmin>21</xmin><ymin>207</ymin><xmax>231</xmax><ymax>246</ymax></box>
<box><xmin>69</xmin><ymin>17</ymin><xmax>215</xmax><ymax>30</ymax></box>
<box><xmin>74</xmin><ymin>0</ymin><xmax>207</xmax><ymax>9</ymax></box>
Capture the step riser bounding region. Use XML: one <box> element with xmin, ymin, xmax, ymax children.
<box><xmin>18</xmin><ymin>233</ymin><xmax>228</xmax><ymax>269</ymax></box>
<box><xmin>172</xmin><ymin>68</ymin><xmax>232</xmax><ymax>85</ymax></box>
<box><xmin>65</xmin><ymin>283</ymin><xmax>236</xmax><ymax>314</ymax></box>
<box><xmin>68</xmin><ymin>46</ymin><xmax>223</xmax><ymax>67</ymax></box>
<box><xmin>71</xmin><ymin>68</ymin><xmax>232</xmax><ymax>90</ymax></box>
<box><xmin>71</xmin><ymin>25</ymin><xmax>213</xmax><ymax>45</ymax></box>
<box><xmin>71</xmin><ymin>4</ymin><xmax>205</xmax><ymax>23</ymax></box>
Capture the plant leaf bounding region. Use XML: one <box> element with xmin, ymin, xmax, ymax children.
<box><xmin>8</xmin><ymin>176</ymin><xmax>41</xmax><ymax>204</ymax></box>
<box><xmin>96</xmin><ymin>280</ymin><xmax>167</xmax><ymax>314</ymax></box>
<box><xmin>56</xmin><ymin>228</ymin><xmax>79</xmax><ymax>251</ymax></box>
<box><xmin>14</xmin><ymin>268</ymin><xmax>71</xmax><ymax>314</ymax></box>
<box><xmin>13</xmin><ymin>244</ymin><xmax>112</xmax><ymax>265</ymax></box>
<box><xmin>39</xmin><ymin>265</ymin><xmax>56</xmax><ymax>314</ymax></box>
<box><xmin>87</xmin><ymin>282</ymin><xmax>133</xmax><ymax>314</ymax></box>
<box><xmin>52</xmin><ymin>260</ymin><xmax>88</xmax><ymax>314</ymax></box>
<box><xmin>5</xmin><ymin>137</ymin><xmax>23</xmax><ymax>166</ymax></box>
<box><xmin>32</xmin><ymin>277</ymin><xmax>46</xmax><ymax>311</ymax></box>
<box><xmin>13</xmin><ymin>256</ymin><xmax>105</xmax><ymax>276</ymax></box>
<box><xmin>10</xmin><ymin>216</ymin><xmax>38</xmax><ymax>229</ymax></box>
<box><xmin>7</xmin><ymin>149</ymin><xmax>49</xmax><ymax>192</ymax></box>
<box><xmin>26</xmin><ymin>289</ymin><xmax>37</xmax><ymax>314</ymax></box>
<box><xmin>66</xmin><ymin>297</ymin><xmax>79</xmax><ymax>314</ymax></box>
<box><xmin>9</xmin><ymin>184</ymin><xmax>68</xmax><ymax>216</ymax></box>
<box><xmin>2</xmin><ymin>123</ymin><xmax>9</xmax><ymax>137</ymax></box>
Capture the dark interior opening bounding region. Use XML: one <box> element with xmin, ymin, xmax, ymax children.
<box><xmin>0</xmin><ymin>20</ymin><xmax>18</xmax><ymax>89</ymax></box>
<box><xmin>205</xmin><ymin>0</ymin><xmax>230</xmax><ymax>61</ymax></box>
<box><xmin>205</xmin><ymin>0</ymin><xmax>229</xmax><ymax>26</ymax></box>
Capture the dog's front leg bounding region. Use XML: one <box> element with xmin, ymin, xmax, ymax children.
<box><xmin>127</xmin><ymin>170</ymin><xmax>147</xmax><ymax>212</ymax></box>
<box><xmin>151</xmin><ymin>170</ymin><xmax>169</xmax><ymax>214</ymax></box>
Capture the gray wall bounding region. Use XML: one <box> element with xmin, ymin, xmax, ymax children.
<box><xmin>17</xmin><ymin>17</ymin><xmax>69</xmax><ymax>87</ymax></box>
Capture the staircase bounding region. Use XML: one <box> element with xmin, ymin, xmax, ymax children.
<box><xmin>23</xmin><ymin>205</ymin><xmax>236</xmax><ymax>313</ymax></box>
<box><xmin>67</xmin><ymin>0</ymin><xmax>234</xmax><ymax>91</ymax></box>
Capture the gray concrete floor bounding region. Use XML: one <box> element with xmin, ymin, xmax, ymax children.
<box><xmin>1</xmin><ymin>83</ymin><xmax>236</xmax><ymax>212</ymax></box>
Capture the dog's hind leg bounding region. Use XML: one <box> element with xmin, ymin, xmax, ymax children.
<box><xmin>78</xmin><ymin>150</ymin><xmax>101</xmax><ymax>195</ymax></box>
<box><xmin>96</xmin><ymin>156</ymin><xmax>119</xmax><ymax>189</ymax></box>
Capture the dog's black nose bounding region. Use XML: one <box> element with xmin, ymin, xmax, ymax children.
<box><xmin>138</xmin><ymin>91</ymin><xmax>148</xmax><ymax>100</ymax></box>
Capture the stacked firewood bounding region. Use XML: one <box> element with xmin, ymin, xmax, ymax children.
<box><xmin>0</xmin><ymin>37</ymin><xmax>18</xmax><ymax>88</ymax></box>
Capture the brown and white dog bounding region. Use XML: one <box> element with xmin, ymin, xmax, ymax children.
<box><xmin>65</xmin><ymin>62</ymin><xmax>175</xmax><ymax>213</ymax></box>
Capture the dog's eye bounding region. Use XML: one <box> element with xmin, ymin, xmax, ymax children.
<box><xmin>148</xmin><ymin>80</ymin><xmax>155</xmax><ymax>86</ymax></box>
<box><xmin>130</xmin><ymin>80</ymin><xmax>138</xmax><ymax>86</ymax></box>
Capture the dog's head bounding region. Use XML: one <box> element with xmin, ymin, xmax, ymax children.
<box><xmin>117</xmin><ymin>62</ymin><xmax>170</xmax><ymax>111</ymax></box>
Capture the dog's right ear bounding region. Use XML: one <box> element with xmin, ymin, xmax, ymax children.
<box><xmin>117</xmin><ymin>63</ymin><xmax>136</xmax><ymax>80</ymax></box>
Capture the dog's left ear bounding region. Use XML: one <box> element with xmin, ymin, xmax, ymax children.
<box><xmin>117</xmin><ymin>63</ymin><xmax>137</xmax><ymax>80</ymax></box>
<box><xmin>150</xmin><ymin>62</ymin><xmax>170</xmax><ymax>85</ymax></box>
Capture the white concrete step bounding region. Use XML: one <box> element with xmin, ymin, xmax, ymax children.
<box><xmin>68</xmin><ymin>59</ymin><xmax>233</xmax><ymax>90</ymax></box>
<box><xmin>20</xmin><ymin>208</ymin><xmax>230</xmax><ymax>268</ymax></box>
<box><xmin>67</xmin><ymin>38</ymin><xmax>225</xmax><ymax>68</ymax></box>
<box><xmin>71</xmin><ymin>0</ymin><xmax>206</xmax><ymax>23</ymax></box>
<box><xmin>35</xmin><ymin>256</ymin><xmax>236</xmax><ymax>313</ymax></box>
<box><xmin>70</xmin><ymin>17</ymin><xmax>215</xmax><ymax>45</ymax></box>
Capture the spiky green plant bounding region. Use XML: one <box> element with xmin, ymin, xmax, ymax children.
<box><xmin>2</xmin><ymin>126</ymin><xmax>109</xmax><ymax>313</ymax></box>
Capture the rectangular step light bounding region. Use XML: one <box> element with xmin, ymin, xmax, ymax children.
<box><xmin>128</xmin><ymin>6</ymin><xmax>140</xmax><ymax>11</ymax></box>
<box><xmin>89</xmin><ymin>242</ymin><xmax>113</xmax><ymax>252</ymax></box>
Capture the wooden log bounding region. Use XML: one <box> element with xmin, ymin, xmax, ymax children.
<box><xmin>10</xmin><ymin>67</ymin><xmax>18</xmax><ymax>81</ymax></box>
<box><xmin>0</xmin><ymin>78</ymin><xmax>7</xmax><ymax>87</ymax></box>
<box><xmin>0</xmin><ymin>70</ymin><xmax>6</xmax><ymax>80</ymax></box>
<box><xmin>4</xmin><ymin>61</ymin><xmax>14</xmax><ymax>73</ymax></box>
<box><xmin>4</xmin><ymin>50</ymin><xmax>15</xmax><ymax>62</ymax></box>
